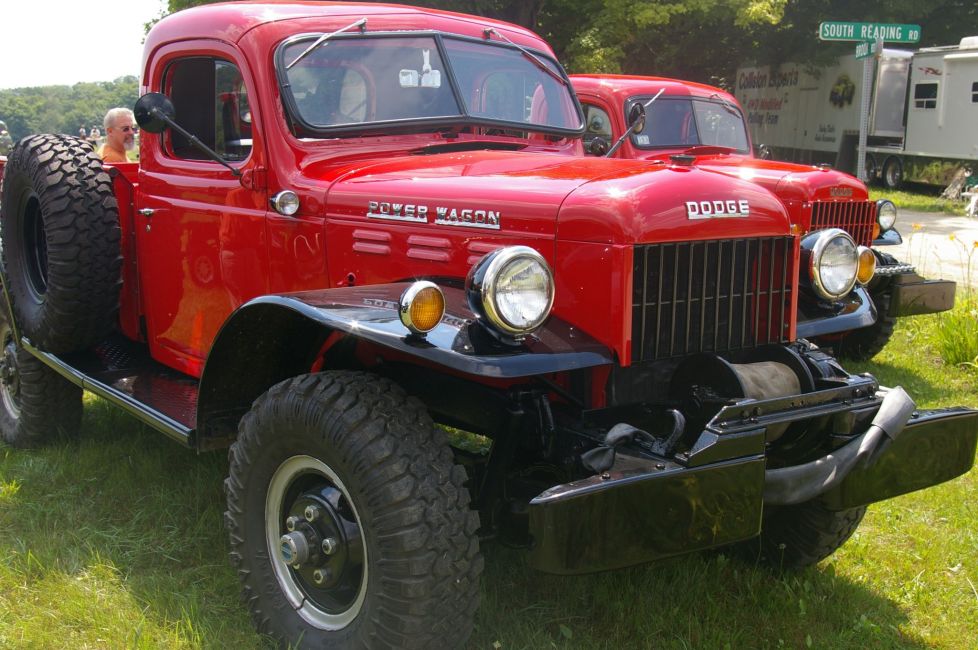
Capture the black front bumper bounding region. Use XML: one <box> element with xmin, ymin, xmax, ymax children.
<box><xmin>887</xmin><ymin>272</ymin><xmax>956</xmax><ymax>317</ymax></box>
<box><xmin>527</xmin><ymin>388</ymin><xmax>978</xmax><ymax>575</ymax></box>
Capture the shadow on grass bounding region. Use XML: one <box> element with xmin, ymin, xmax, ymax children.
<box><xmin>0</xmin><ymin>395</ymin><xmax>934</xmax><ymax>649</ymax></box>
<box><xmin>474</xmin><ymin>543</ymin><xmax>927</xmax><ymax>649</ymax></box>
<box><xmin>0</xmin><ymin>397</ymin><xmax>274</xmax><ymax>648</ymax></box>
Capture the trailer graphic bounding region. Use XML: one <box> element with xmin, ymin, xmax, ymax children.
<box><xmin>735</xmin><ymin>36</ymin><xmax>978</xmax><ymax>188</ymax></box>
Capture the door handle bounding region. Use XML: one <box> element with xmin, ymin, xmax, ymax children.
<box><xmin>138</xmin><ymin>208</ymin><xmax>155</xmax><ymax>217</ymax></box>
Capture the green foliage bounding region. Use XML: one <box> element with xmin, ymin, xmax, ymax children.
<box><xmin>0</xmin><ymin>77</ymin><xmax>138</xmax><ymax>141</ymax></box>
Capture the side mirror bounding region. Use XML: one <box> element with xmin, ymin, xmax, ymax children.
<box><xmin>627</xmin><ymin>102</ymin><xmax>646</xmax><ymax>135</ymax></box>
<box><xmin>134</xmin><ymin>93</ymin><xmax>176</xmax><ymax>134</ymax></box>
<box><xmin>588</xmin><ymin>137</ymin><xmax>609</xmax><ymax>156</ymax></box>
<box><xmin>756</xmin><ymin>143</ymin><xmax>772</xmax><ymax>160</ymax></box>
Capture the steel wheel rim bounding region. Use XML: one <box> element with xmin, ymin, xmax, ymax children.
<box><xmin>0</xmin><ymin>321</ymin><xmax>21</xmax><ymax>420</ymax></box>
<box><xmin>22</xmin><ymin>195</ymin><xmax>49</xmax><ymax>300</ymax></box>
<box><xmin>265</xmin><ymin>454</ymin><xmax>368</xmax><ymax>630</ymax></box>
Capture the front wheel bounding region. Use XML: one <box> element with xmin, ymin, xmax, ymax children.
<box><xmin>739</xmin><ymin>499</ymin><xmax>867</xmax><ymax>570</ymax></box>
<box><xmin>225</xmin><ymin>372</ymin><xmax>482</xmax><ymax>649</ymax></box>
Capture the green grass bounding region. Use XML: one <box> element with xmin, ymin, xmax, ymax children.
<box><xmin>868</xmin><ymin>186</ymin><xmax>967</xmax><ymax>215</ymax></box>
<box><xmin>0</xmin><ymin>316</ymin><xmax>976</xmax><ymax>648</ymax></box>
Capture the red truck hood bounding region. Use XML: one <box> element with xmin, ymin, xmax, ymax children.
<box><xmin>320</xmin><ymin>150</ymin><xmax>790</xmax><ymax>244</ymax></box>
<box><xmin>693</xmin><ymin>157</ymin><xmax>869</xmax><ymax>203</ymax></box>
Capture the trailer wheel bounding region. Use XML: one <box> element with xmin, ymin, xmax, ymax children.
<box><xmin>0</xmin><ymin>134</ymin><xmax>122</xmax><ymax>354</ymax></box>
<box><xmin>864</xmin><ymin>154</ymin><xmax>878</xmax><ymax>185</ymax></box>
<box><xmin>882</xmin><ymin>156</ymin><xmax>903</xmax><ymax>190</ymax></box>
<box><xmin>0</xmin><ymin>304</ymin><xmax>82</xmax><ymax>448</ymax></box>
<box><xmin>740</xmin><ymin>499</ymin><xmax>867</xmax><ymax>570</ymax></box>
<box><xmin>225</xmin><ymin>371</ymin><xmax>482</xmax><ymax>649</ymax></box>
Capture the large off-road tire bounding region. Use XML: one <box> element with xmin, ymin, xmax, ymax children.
<box><xmin>740</xmin><ymin>500</ymin><xmax>867</xmax><ymax>570</ymax></box>
<box><xmin>825</xmin><ymin>290</ymin><xmax>896</xmax><ymax>361</ymax></box>
<box><xmin>0</xmin><ymin>304</ymin><xmax>82</xmax><ymax>448</ymax></box>
<box><xmin>225</xmin><ymin>372</ymin><xmax>482</xmax><ymax>649</ymax></box>
<box><xmin>0</xmin><ymin>134</ymin><xmax>121</xmax><ymax>354</ymax></box>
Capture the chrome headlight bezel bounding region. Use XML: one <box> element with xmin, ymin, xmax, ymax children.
<box><xmin>465</xmin><ymin>246</ymin><xmax>555</xmax><ymax>339</ymax></box>
<box><xmin>876</xmin><ymin>199</ymin><xmax>897</xmax><ymax>232</ymax></box>
<box><xmin>803</xmin><ymin>228</ymin><xmax>859</xmax><ymax>301</ymax></box>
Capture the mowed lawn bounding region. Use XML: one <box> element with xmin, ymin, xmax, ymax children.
<box><xmin>0</xmin><ymin>309</ymin><xmax>975</xmax><ymax>649</ymax></box>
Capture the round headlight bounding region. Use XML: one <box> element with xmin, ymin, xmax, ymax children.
<box><xmin>270</xmin><ymin>190</ymin><xmax>300</xmax><ymax>216</ymax></box>
<box><xmin>804</xmin><ymin>228</ymin><xmax>858</xmax><ymax>300</ymax></box>
<box><xmin>466</xmin><ymin>246</ymin><xmax>554</xmax><ymax>338</ymax></box>
<box><xmin>876</xmin><ymin>199</ymin><xmax>897</xmax><ymax>232</ymax></box>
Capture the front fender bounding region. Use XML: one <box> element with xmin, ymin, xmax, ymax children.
<box><xmin>196</xmin><ymin>283</ymin><xmax>612</xmax><ymax>443</ymax></box>
<box><xmin>796</xmin><ymin>286</ymin><xmax>877</xmax><ymax>339</ymax></box>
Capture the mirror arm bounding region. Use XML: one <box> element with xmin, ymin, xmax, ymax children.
<box><xmin>149</xmin><ymin>107</ymin><xmax>242</xmax><ymax>177</ymax></box>
<box><xmin>605</xmin><ymin>122</ymin><xmax>638</xmax><ymax>158</ymax></box>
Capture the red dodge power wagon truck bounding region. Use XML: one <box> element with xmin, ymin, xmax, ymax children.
<box><xmin>0</xmin><ymin>4</ymin><xmax>975</xmax><ymax>648</ymax></box>
<box><xmin>570</xmin><ymin>74</ymin><xmax>955</xmax><ymax>360</ymax></box>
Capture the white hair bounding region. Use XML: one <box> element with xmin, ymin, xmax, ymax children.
<box><xmin>104</xmin><ymin>107</ymin><xmax>135</xmax><ymax>130</ymax></box>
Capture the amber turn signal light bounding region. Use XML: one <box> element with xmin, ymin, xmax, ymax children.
<box><xmin>856</xmin><ymin>246</ymin><xmax>876</xmax><ymax>285</ymax></box>
<box><xmin>399</xmin><ymin>281</ymin><xmax>445</xmax><ymax>335</ymax></box>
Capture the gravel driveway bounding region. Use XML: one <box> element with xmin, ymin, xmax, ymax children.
<box><xmin>882</xmin><ymin>210</ymin><xmax>978</xmax><ymax>287</ymax></box>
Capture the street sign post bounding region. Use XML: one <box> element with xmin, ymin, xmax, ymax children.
<box><xmin>816</xmin><ymin>21</ymin><xmax>921</xmax><ymax>182</ymax></box>
<box><xmin>818</xmin><ymin>22</ymin><xmax>921</xmax><ymax>44</ymax></box>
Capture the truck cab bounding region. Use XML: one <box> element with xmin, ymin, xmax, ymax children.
<box><xmin>0</xmin><ymin>5</ymin><xmax>974</xmax><ymax>649</ymax></box>
<box><xmin>571</xmin><ymin>73</ymin><xmax>955</xmax><ymax>359</ymax></box>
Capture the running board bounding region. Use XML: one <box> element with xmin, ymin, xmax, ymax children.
<box><xmin>22</xmin><ymin>334</ymin><xmax>197</xmax><ymax>447</ymax></box>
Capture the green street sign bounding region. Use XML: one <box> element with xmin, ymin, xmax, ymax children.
<box><xmin>818</xmin><ymin>22</ymin><xmax>921</xmax><ymax>44</ymax></box>
<box><xmin>855</xmin><ymin>38</ymin><xmax>880</xmax><ymax>59</ymax></box>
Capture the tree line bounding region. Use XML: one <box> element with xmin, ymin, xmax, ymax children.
<box><xmin>4</xmin><ymin>0</ymin><xmax>975</xmax><ymax>140</ymax></box>
<box><xmin>0</xmin><ymin>77</ymin><xmax>138</xmax><ymax>141</ymax></box>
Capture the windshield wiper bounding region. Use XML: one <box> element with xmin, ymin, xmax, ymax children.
<box><xmin>483</xmin><ymin>27</ymin><xmax>566</xmax><ymax>86</ymax></box>
<box><xmin>287</xmin><ymin>18</ymin><xmax>367</xmax><ymax>69</ymax></box>
<box><xmin>709</xmin><ymin>93</ymin><xmax>741</xmax><ymax>117</ymax></box>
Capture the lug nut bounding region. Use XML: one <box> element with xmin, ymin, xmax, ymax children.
<box><xmin>304</xmin><ymin>505</ymin><xmax>321</xmax><ymax>522</ymax></box>
<box><xmin>285</xmin><ymin>516</ymin><xmax>300</xmax><ymax>532</ymax></box>
<box><xmin>321</xmin><ymin>537</ymin><xmax>339</xmax><ymax>556</ymax></box>
<box><xmin>312</xmin><ymin>568</ymin><xmax>329</xmax><ymax>585</ymax></box>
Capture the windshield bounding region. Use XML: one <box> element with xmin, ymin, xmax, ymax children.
<box><xmin>629</xmin><ymin>97</ymin><xmax>749</xmax><ymax>153</ymax></box>
<box><xmin>277</xmin><ymin>33</ymin><xmax>583</xmax><ymax>137</ymax></box>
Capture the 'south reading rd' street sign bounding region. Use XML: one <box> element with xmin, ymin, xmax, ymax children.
<box><xmin>818</xmin><ymin>22</ymin><xmax>921</xmax><ymax>44</ymax></box>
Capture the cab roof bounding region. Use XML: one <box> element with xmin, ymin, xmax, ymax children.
<box><xmin>146</xmin><ymin>1</ymin><xmax>550</xmax><ymax>53</ymax></box>
<box><xmin>570</xmin><ymin>74</ymin><xmax>737</xmax><ymax>104</ymax></box>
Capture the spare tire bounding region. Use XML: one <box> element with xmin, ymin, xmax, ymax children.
<box><xmin>0</xmin><ymin>134</ymin><xmax>122</xmax><ymax>353</ymax></box>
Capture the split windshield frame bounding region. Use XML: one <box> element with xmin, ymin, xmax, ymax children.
<box><xmin>624</xmin><ymin>95</ymin><xmax>750</xmax><ymax>154</ymax></box>
<box><xmin>274</xmin><ymin>30</ymin><xmax>585</xmax><ymax>139</ymax></box>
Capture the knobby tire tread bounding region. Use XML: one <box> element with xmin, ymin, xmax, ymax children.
<box><xmin>224</xmin><ymin>371</ymin><xmax>482</xmax><ymax>649</ymax></box>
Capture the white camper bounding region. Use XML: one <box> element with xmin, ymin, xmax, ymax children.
<box><xmin>735</xmin><ymin>36</ymin><xmax>978</xmax><ymax>188</ymax></box>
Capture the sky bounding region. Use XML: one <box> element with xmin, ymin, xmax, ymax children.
<box><xmin>1</xmin><ymin>0</ymin><xmax>167</xmax><ymax>90</ymax></box>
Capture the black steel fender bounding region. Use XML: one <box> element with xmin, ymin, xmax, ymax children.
<box><xmin>796</xmin><ymin>285</ymin><xmax>877</xmax><ymax>339</ymax></box>
<box><xmin>196</xmin><ymin>283</ymin><xmax>612</xmax><ymax>441</ymax></box>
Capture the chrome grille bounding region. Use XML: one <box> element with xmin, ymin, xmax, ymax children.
<box><xmin>810</xmin><ymin>201</ymin><xmax>876</xmax><ymax>247</ymax></box>
<box><xmin>631</xmin><ymin>237</ymin><xmax>794</xmax><ymax>362</ymax></box>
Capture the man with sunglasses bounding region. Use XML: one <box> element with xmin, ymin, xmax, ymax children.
<box><xmin>98</xmin><ymin>107</ymin><xmax>136</xmax><ymax>163</ymax></box>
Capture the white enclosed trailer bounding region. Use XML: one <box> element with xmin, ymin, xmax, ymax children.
<box><xmin>735</xmin><ymin>36</ymin><xmax>978</xmax><ymax>188</ymax></box>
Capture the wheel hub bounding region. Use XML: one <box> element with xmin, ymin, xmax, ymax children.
<box><xmin>281</xmin><ymin>487</ymin><xmax>363</xmax><ymax>596</ymax></box>
<box><xmin>0</xmin><ymin>335</ymin><xmax>21</xmax><ymax>417</ymax></box>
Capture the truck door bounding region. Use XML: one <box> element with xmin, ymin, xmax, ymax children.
<box><xmin>136</xmin><ymin>45</ymin><xmax>269</xmax><ymax>377</ymax></box>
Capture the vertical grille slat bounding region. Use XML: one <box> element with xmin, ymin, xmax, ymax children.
<box><xmin>631</xmin><ymin>237</ymin><xmax>794</xmax><ymax>363</ymax></box>
<box><xmin>810</xmin><ymin>200</ymin><xmax>875</xmax><ymax>247</ymax></box>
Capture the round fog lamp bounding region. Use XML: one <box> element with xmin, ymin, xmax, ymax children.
<box><xmin>876</xmin><ymin>199</ymin><xmax>897</xmax><ymax>232</ymax></box>
<box><xmin>399</xmin><ymin>281</ymin><xmax>445</xmax><ymax>335</ymax></box>
<box><xmin>856</xmin><ymin>246</ymin><xmax>876</xmax><ymax>285</ymax></box>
